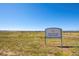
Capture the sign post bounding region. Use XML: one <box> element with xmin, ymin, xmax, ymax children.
<box><xmin>45</xmin><ymin>28</ymin><xmax>62</xmax><ymax>47</ymax></box>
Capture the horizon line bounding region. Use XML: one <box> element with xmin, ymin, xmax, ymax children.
<box><xmin>0</xmin><ymin>29</ymin><xmax>79</xmax><ymax>32</ymax></box>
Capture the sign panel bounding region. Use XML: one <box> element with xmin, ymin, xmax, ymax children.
<box><xmin>45</xmin><ymin>28</ymin><xmax>62</xmax><ymax>38</ymax></box>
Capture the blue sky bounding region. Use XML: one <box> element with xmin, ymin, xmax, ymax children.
<box><xmin>0</xmin><ymin>3</ymin><xmax>79</xmax><ymax>31</ymax></box>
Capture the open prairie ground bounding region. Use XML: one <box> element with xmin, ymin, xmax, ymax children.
<box><xmin>0</xmin><ymin>31</ymin><xmax>79</xmax><ymax>56</ymax></box>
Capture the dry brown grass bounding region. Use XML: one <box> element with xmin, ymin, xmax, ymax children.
<box><xmin>0</xmin><ymin>31</ymin><xmax>79</xmax><ymax>56</ymax></box>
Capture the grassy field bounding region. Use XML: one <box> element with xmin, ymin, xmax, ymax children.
<box><xmin>0</xmin><ymin>31</ymin><xmax>79</xmax><ymax>56</ymax></box>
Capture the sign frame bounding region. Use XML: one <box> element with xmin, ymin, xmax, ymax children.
<box><xmin>45</xmin><ymin>28</ymin><xmax>62</xmax><ymax>47</ymax></box>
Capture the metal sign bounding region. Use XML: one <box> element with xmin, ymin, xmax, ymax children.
<box><xmin>45</xmin><ymin>28</ymin><xmax>62</xmax><ymax>38</ymax></box>
<box><xmin>45</xmin><ymin>28</ymin><xmax>62</xmax><ymax>47</ymax></box>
